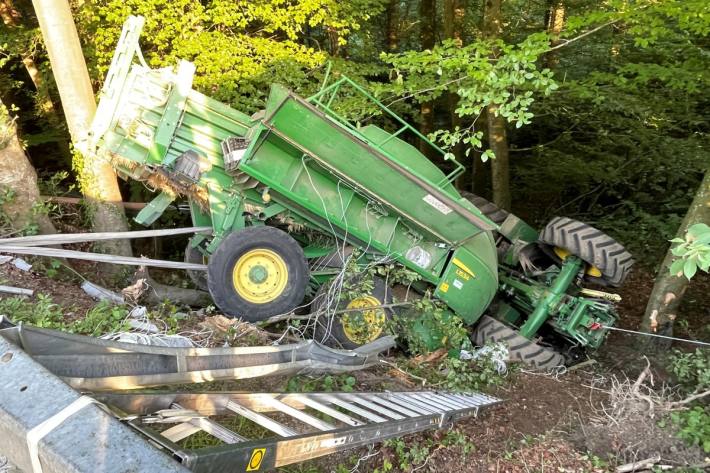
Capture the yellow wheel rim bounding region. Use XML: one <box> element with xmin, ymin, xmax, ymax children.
<box><xmin>232</xmin><ymin>249</ymin><xmax>288</xmax><ymax>304</ymax></box>
<box><xmin>341</xmin><ymin>295</ymin><xmax>386</xmax><ymax>344</ymax></box>
<box><xmin>553</xmin><ymin>246</ymin><xmax>602</xmax><ymax>278</ymax></box>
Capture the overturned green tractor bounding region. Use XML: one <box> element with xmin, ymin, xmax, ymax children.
<box><xmin>83</xmin><ymin>16</ymin><xmax>633</xmax><ymax>369</ymax></box>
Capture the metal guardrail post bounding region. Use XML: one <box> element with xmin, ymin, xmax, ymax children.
<box><xmin>0</xmin><ymin>337</ymin><xmax>188</xmax><ymax>473</ymax></box>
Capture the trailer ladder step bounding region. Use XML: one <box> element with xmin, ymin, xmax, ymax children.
<box><xmin>99</xmin><ymin>390</ymin><xmax>501</xmax><ymax>472</ymax></box>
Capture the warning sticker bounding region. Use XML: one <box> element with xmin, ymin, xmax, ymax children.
<box><xmin>422</xmin><ymin>194</ymin><xmax>453</xmax><ymax>215</ymax></box>
<box><xmin>453</xmin><ymin>279</ymin><xmax>463</xmax><ymax>290</ymax></box>
<box><xmin>440</xmin><ymin>282</ymin><xmax>450</xmax><ymax>293</ymax></box>
<box><xmin>247</xmin><ymin>448</ymin><xmax>266</xmax><ymax>471</ymax></box>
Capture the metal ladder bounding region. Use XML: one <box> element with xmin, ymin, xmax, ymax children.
<box><xmin>98</xmin><ymin>391</ymin><xmax>500</xmax><ymax>472</ymax></box>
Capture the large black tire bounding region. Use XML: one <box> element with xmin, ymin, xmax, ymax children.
<box><xmin>472</xmin><ymin>315</ymin><xmax>564</xmax><ymax>370</ymax></box>
<box><xmin>207</xmin><ymin>226</ymin><xmax>309</xmax><ymax>322</ymax></box>
<box><xmin>460</xmin><ymin>191</ymin><xmax>509</xmax><ymax>226</ymax></box>
<box><xmin>185</xmin><ymin>239</ymin><xmax>208</xmax><ymax>291</ymax></box>
<box><xmin>539</xmin><ymin>217</ymin><xmax>633</xmax><ymax>287</ymax></box>
<box><xmin>313</xmin><ymin>276</ymin><xmax>393</xmax><ymax>350</ymax></box>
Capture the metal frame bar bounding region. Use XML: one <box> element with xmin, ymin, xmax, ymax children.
<box><xmin>0</xmin><ymin>337</ymin><xmax>187</xmax><ymax>473</ymax></box>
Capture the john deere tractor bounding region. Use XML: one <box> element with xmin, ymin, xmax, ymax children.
<box><xmin>82</xmin><ymin>16</ymin><xmax>633</xmax><ymax>369</ymax></box>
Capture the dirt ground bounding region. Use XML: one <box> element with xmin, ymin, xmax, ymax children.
<box><xmin>0</xmin><ymin>260</ymin><xmax>707</xmax><ymax>473</ymax></box>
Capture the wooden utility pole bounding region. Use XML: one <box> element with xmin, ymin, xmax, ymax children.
<box><xmin>32</xmin><ymin>0</ymin><xmax>132</xmax><ymax>258</ymax></box>
<box><xmin>482</xmin><ymin>0</ymin><xmax>511</xmax><ymax>210</ymax></box>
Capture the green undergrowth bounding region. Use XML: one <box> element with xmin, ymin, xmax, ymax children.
<box><xmin>392</xmin><ymin>347</ymin><xmax>511</xmax><ymax>393</ymax></box>
<box><xmin>376</xmin><ymin>429</ymin><xmax>471</xmax><ymax>472</ymax></box>
<box><xmin>286</xmin><ymin>374</ymin><xmax>358</xmax><ymax>393</ymax></box>
<box><xmin>0</xmin><ymin>294</ymin><xmax>129</xmax><ymax>335</ymax></box>
<box><xmin>662</xmin><ymin>348</ymin><xmax>710</xmax><ymax>453</ymax></box>
<box><xmin>0</xmin><ymin>294</ymin><xmax>190</xmax><ymax>336</ymax></box>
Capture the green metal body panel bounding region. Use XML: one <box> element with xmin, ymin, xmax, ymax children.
<box><xmin>238</xmin><ymin>85</ymin><xmax>499</xmax><ymax>323</ymax></box>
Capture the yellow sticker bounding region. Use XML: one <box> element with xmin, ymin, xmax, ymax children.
<box><xmin>247</xmin><ymin>448</ymin><xmax>266</xmax><ymax>471</ymax></box>
<box><xmin>455</xmin><ymin>269</ymin><xmax>471</xmax><ymax>281</ymax></box>
<box><xmin>440</xmin><ymin>282</ymin><xmax>449</xmax><ymax>293</ymax></box>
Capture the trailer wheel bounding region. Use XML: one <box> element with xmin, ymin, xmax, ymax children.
<box><xmin>471</xmin><ymin>315</ymin><xmax>564</xmax><ymax>370</ymax></box>
<box><xmin>313</xmin><ymin>277</ymin><xmax>392</xmax><ymax>349</ymax></box>
<box><xmin>185</xmin><ymin>239</ymin><xmax>208</xmax><ymax>291</ymax></box>
<box><xmin>539</xmin><ymin>217</ymin><xmax>633</xmax><ymax>287</ymax></box>
<box><xmin>207</xmin><ymin>226</ymin><xmax>309</xmax><ymax>322</ymax></box>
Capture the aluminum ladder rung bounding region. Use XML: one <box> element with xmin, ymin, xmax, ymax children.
<box><xmin>226</xmin><ymin>400</ymin><xmax>298</xmax><ymax>437</ymax></box>
<box><xmin>160</xmin><ymin>403</ymin><xmax>247</xmax><ymax>444</ymax></box>
<box><xmin>365</xmin><ymin>395</ymin><xmax>421</xmax><ymax>418</ymax></box>
<box><xmin>341</xmin><ymin>394</ymin><xmax>405</xmax><ymax>420</ymax></box>
<box><xmin>388</xmin><ymin>393</ymin><xmax>442</xmax><ymax>414</ymax></box>
<box><xmin>259</xmin><ymin>395</ymin><xmax>335</xmax><ymax>431</ymax></box>
<box><xmin>287</xmin><ymin>394</ymin><xmax>365</xmax><ymax>427</ymax></box>
<box><xmin>318</xmin><ymin>394</ymin><xmax>388</xmax><ymax>423</ymax></box>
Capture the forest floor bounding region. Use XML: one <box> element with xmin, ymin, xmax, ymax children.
<box><xmin>0</xmin><ymin>258</ymin><xmax>708</xmax><ymax>473</ymax></box>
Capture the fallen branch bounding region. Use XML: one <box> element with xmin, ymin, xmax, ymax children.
<box><xmin>124</xmin><ymin>267</ymin><xmax>212</xmax><ymax>307</ymax></box>
<box><xmin>615</xmin><ymin>454</ymin><xmax>661</xmax><ymax>473</ymax></box>
<box><xmin>667</xmin><ymin>389</ymin><xmax>710</xmax><ymax>409</ymax></box>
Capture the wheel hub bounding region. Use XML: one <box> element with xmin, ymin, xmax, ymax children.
<box><xmin>341</xmin><ymin>295</ymin><xmax>386</xmax><ymax>344</ymax></box>
<box><xmin>232</xmin><ymin>249</ymin><xmax>289</xmax><ymax>304</ymax></box>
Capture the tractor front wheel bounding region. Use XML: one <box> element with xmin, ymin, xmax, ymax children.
<box><xmin>207</xmin><ymin>226</ymin><xmax>309</xmax><ymax>322</ymax></box>
<box><xmin>471</xmin><ymin>315</ymin><xmax>564</xmax><ymax>370</ymax></box>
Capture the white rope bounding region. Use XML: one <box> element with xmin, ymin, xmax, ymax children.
<box><xmin>602</xmin><ymin>326</ymin><xmax>710</xmax><ymax>347</ymax></box>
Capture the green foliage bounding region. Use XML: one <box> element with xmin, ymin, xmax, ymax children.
<box><xmin>382</xmin><ymin>35</ymin><xmax>558</xmax><ymax>158</ymax></box>
<box><xmin>378</xmin><ymin>429</ymin><xmax>472</xmax><ymax>472</ymax></box>
<box><xmin>0</xmin><ymin>294</ymin><xmax>65</xmax><ymax>329</ymax></box>
<box><xmin>670</xmin><ymin>407</ymin><xmax>710</xmax><ymax>453</ymax></box>
<box><xmin>0</xmin><ymin>296</ymin><xmax>129</xmax><ymax>335</ymax></box>
<box><xmin>669</xmin><ymin>348</ymin><xmax>710</xmax><ymax>393</ymax></box>
<box><xmin>670</xmin><ymin>224</ymin><xmax>710</xmax><ymax>280</ymax></box>
<box><xmin>395</xmin><ymin>345</ymin><xmax>507</xmax><ymax>393</ymax></box>
<box><xmin>392</xmin><ymin>294</ymin><xmax>469</xmax><ymax>355</ymax></box>
<box><xmin>286</xmin><ymin>374</ymin><xmax>357</xmax><ymax>393</ymax></box>
<box><xmin>77</xmin><ymin>0</ymin><xmax>387</xmax><ymax>112</ymax></box>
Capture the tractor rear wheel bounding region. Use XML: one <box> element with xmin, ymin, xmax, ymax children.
<box><xmin>539</xmin><ymin>217</ymin><xmax>633</xmax><ymax>287</ymax></box>
<box><xmin>313</xmin><ymin>276</ymin><xmax>393</xmax><ymax>349</ymax></box>
<box><xmin>460</xmin><ymin>191</ymin><xmax>509</xmax><ymax>227</ymax></box>
<box><xmin>471</xmin><ymin>315</ymin><xmax>564</xmax><ymax>370</ymax></box>
<box><xmin>207</xmin><ymin>226</ymin><xmax>309</xmax><ymax>322</ymax></box>
<box><xmin>185</xmin><ymin>239</ymin><xmax>208</xmax><ymax>291</ymax></box>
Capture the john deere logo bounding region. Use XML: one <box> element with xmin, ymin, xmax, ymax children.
<box><xmin>246</xmin><ymin>448</ymin><xmax>266</xmax><ymax>471</ymax></box>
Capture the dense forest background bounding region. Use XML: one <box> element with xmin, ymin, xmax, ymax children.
<box><xmin>1</xmin><ymin>0</ymin><xmax>708</xmax><ymax>265</ymax></box>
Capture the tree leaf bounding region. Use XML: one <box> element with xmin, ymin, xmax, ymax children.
<box><xmin>683</xmin><ymin>258</ymin><xmax>697</xmax><ymax>280</ymax></box>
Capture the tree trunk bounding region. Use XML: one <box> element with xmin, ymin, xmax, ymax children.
<box><xmin>640</xmin><ymin>170</ymin><xmax>710</xmax><ymax>346</ymax></box>
<box><xmin>482</xmin><ymin>0</ymin><xmax>511</xmax><ymax>209</ymax></box>
<box><xmin>385</xmin><ymin>0</ymin><xmax>399</xmax><ymax>53</ymax></box>
<box><xmin>543</xmin><ymin>1</ymin><xmax>566</xmax><ymax>69</ymax></box>
<box><xmin>32</xmin><ymin>0</ymin><xmax>132</xmax><ymax>258</ymax></box>
<box><xmin>0</xmin><ymin>100</ymin><xmax>56</xmax><ymax>235</ymax></box>
<box><xmin>418</xmin><ymin>0</ymin><xmax>436</xmax><ymax>156</ymax></box>
<box><xmin>444</xmin><ymin>0</ymin><xmax>465</xmax><ymax>187</ymax></box>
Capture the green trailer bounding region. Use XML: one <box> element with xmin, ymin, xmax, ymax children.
<box><xmin>83</xmin><ymin>16</ymin><xmax>634</xmax><ymax>368</ymax></box>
